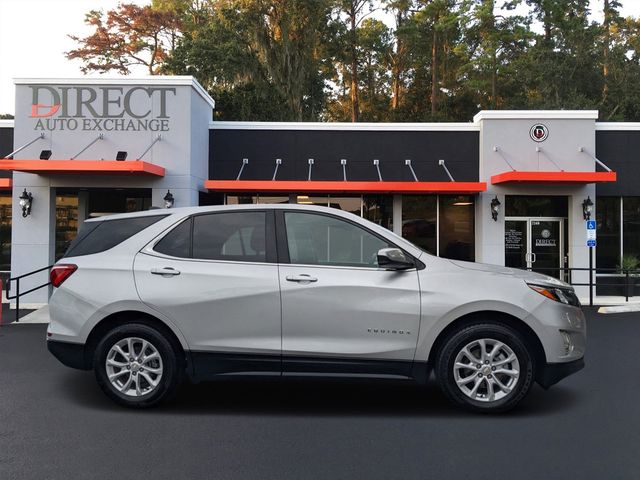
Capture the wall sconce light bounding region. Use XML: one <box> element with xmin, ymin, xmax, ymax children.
<box><xmin>116</xmin><ymin>151</ymin><xmax>128</xmax><ymax>161</ymax></box>
<box><xmin>19</xmin><ymin>189</ymin><xmax>33</xmax><ymax>217</ymax></box>
<box><xmin>163</xmin><ymin>190</ymin><xmax>174</xmax><ymax>209</ymax></box>
<box><xmin>582</xmin><ymin>196</ymin><xmax>593</xmax><ymax>220</ymax></box>
<box><xmin>39</xmin><ymin>150</ymin><xmax>52</xmax><ymax>160</ymax></box>
<box><xmin>490</xmin><ymin>195</ymin><xmax>501</xmax><ymax>221</ymax></box>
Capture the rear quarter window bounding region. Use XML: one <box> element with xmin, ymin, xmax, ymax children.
<box><xmin>64</xmin><ymin>215</ymin><xmax>168</xmax><ymax>258</ymax></box>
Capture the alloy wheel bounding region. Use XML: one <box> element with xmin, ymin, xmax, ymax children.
<box><xmin>452</xmin><ymin>338</ymin><xmax>520</xmax><ymax>403</ymax></box>
<box><xmin>105</xmin><ymin>337</ymin><xmax>164</xmax><ymax>397</ymax></box>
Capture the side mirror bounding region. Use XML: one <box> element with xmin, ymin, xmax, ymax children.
<box><xmin>377</xmin><ymin>248</ymin><xmax>414</xmax><ymax>270</ymax></box>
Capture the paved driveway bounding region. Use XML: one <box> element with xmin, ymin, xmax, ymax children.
<box><xmin>1</xmin><ymin>308</ymin><xmax>639</xmax><ymax>479</ymax></box>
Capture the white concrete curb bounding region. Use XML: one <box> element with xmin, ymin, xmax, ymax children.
<box><xmin>598</xmin><ymin>305</ymin><xmax>640</xmax><ymax>314</ymax></box>
<box><xmin>13</xmin><ymin>305</ymin><xmax>50</xmax><ymax>324</ymax></box>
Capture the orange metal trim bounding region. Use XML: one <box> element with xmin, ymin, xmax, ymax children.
<box><xmin>0</xmin><ymin>178</ymin><xmax>11</xmax><ymax>190</ymax></box>
<box><xmin>204</xmin><ymin>180</ymin><xmax>487</xmax><ymax>194</ymax></box>
<box><xmin>0</xmin><ymin>160</ymin><xmax>165</xmax><ymax>177</ymax></box>
<box><xmin>491</xmin><ymin>171</ymin><xmax>617</xmax><ymax>184</ymax></box>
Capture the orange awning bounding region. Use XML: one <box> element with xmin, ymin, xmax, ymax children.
<box><xmin>205</xmin><ymin>180</ymin><xmax>487</xmax><ymax>194</ymax></box>
<box><xmin>491</xmin><ymin>171</ymin><xmax>616</xmax><ymax>185</ymax></box>
<box><xmin>0</xmin><ymin>160</ymin><xmax>165</xmax><ymax>177</ymax></box>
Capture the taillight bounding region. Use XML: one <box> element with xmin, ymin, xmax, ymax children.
<box><xmin>50</xmin><ymin>264</ymin><xmax>77</xmax><ymax>287</ymax></box>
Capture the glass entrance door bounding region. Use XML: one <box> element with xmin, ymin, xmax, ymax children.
<box><xmin>505</xmin><ymin>218</ymin><xmax>565</xmax><ymax>279</ymax></box>
<box><xmin>530</xmin><ymin>220</ymin><xmax>562</xmax><ymax>277</ymax></box>
<box><xmin>505</xmin><ymin>220</ymin><xmax>528</xmax><ymax>270</ymax></box>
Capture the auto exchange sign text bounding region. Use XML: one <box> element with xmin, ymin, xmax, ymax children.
<box><xmin>29</xmin><ymin>86</ymin><xmax>176</xmax><ymax>132</ymax></box>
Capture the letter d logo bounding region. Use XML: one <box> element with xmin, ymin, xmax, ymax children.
<box><xmin>30</xmin><ymin>86</ymin><xmax>61</xmax><ymax>118</ymax></box>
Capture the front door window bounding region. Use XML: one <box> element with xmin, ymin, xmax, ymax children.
<box><xmin>284</xmin><ymin>211</ymin><xmax>390</xmax><ymax>267</ymax></box>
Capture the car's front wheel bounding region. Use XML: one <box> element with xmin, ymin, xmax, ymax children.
<box><xmin>435</xmin><ymin>322</ymin><xmax>535</xmax><ymax>413</ymax></box>
<box><xmin>94</xmin><ymin>323</ymin><xmax>183</xmax><ymax>408</ymax></box>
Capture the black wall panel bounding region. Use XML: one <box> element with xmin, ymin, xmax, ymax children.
<box><xmin>596</xmin><ymin>130</ymin><xmax>640</xmax><ymax>196</ymax></box>
<box><xmin>209</xmin><ymin>129</ymin><xmax>480</xmax><ymax>182</ymax></box>
<box><xmin>0</xmin><ymin>128</ymin><xmax>13</xmax><ymax>179</ymax></box>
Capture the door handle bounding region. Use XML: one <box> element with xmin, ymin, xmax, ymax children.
<box><xmin>286</xmin><ymin>274</ymin><xmax>318</xmax><ymax>283</ymax></box>
<box><xmin>531</xmin><ymin>253</ymin><xmax>537</xmax><ymax>263</ymax></box>
<box><xmin>151</xmin><ymin>267</ymin><xmax>181</xmax><ymax>276</ymax></box>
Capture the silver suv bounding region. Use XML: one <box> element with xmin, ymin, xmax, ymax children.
<box><xmin>47</xmin><ymin>204</ymin><xmax>585</xmax><ymax>412</ymax></box>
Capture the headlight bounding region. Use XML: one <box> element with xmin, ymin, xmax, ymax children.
<box><xmin>528</xmin><ymin>284</ymin><xmax>580</xmax><ymax>307</ymax></box>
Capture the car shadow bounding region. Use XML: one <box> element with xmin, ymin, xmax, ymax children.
<box><xmin>61</xmin><ymin>371</ymin><xmax>581</xmax><ymax>418</ymax></box>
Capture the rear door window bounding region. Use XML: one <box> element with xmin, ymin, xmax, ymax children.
<box><xmin>193</xmin><ymin>212</ymin><xmax>266</xmax><ymax>262</ymax></box>
<box><xmin>153</xmin><ymin>211</ymin><xmax>269</xmax><ymax>263</ymax></box>
<box><xmin>64</xmin><ymin>215</ymin><xmax>167</xmax><ymax>258</ymax></box>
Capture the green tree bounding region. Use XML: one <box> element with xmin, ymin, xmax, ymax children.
<box><xmin>164</xmin><ymin>1</ymin><xmax>291</xmax><ymax>120</ymax></box>
<box><xmin>331</xmin><ymin>0</ymin><xmax>376</xmax><ymax>121</ymax></box>
<box><xmin>240</xmin><ymin>0</ymin><xmax>332</xmax><ymax>121</ymax></box>
<box><xmin>67</xmin><ymin>3</ymin><xmax>181</xmax><ymax>74</ymax></box>
<box><xmin>458</xmin><ymin>0</ymin><xmax>532</xmax><ymax>110</ymax></box>
<box><xmin>384</xmin><ymin>0</ymin><xmax>416</xmax><ymax>118</ymax></box>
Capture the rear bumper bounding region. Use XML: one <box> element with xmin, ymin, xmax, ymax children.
<box><xmin>47</xmin><ymin>339</ymin><xmax>90</xmax><ymax>370</ymax></box>
<box><xmin>536</xmin><ymin>357</ymin><xmax>584</xmax><ymax>389</ymax></box>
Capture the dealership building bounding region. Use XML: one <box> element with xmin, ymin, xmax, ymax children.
<box><xmin>0</xmin><ymin>76</ymin><xmax>637</xmax><ymax>304</ymax></box>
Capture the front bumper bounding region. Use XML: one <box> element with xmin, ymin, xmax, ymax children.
<box><xmin>47</xmin><ymin>339</ymin><xmax>90</xmax><ymax>370</ymax></box>
<box><xmin>536</xmin><ymin>357</ymin><xmax>585</xmax><ymax>389</ymax></box>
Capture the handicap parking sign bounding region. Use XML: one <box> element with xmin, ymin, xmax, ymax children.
<box><xmin>586</xmin><ymin>220</ymin><xmax>596</xmax><ymax>246</ymax></box>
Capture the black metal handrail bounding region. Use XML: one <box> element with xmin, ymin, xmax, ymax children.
<box><xmin>1</xmin><ymin>264</ymin><xmax>638</xmax><ymax>323</ymax></box>
<box><xmin>5</xmin><ymin>265</ymin><xmax>53</xmax><ymax>322</ymax></box>
<box><xmin>523</xmin><ymin>266</ymin><xmax>640</xmax><ymax>306</ymax></box>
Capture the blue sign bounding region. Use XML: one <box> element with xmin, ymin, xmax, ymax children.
<box><xmin>586</xmin><ymin>220</ymin><xmax>596</xmax><ymax>247</ymax></box>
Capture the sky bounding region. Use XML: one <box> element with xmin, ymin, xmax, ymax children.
<box><xmin>1</xmin><ymin>0</ymin><xmax>640</xmax><ymax>115</ymax></box>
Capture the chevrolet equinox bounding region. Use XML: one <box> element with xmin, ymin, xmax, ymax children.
<box><xmin>47</xmin><ymin>204</ymin><xmax>585</xmax><ymax>412</ymax></box>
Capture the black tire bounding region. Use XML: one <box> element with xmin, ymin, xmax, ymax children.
<box><xmin>94</xmin><ymin>323</ymin><xmax>184</xmax><ymax>408</ymax></box>
<box><xmin>435</xmin><ymin>322</ymin><xmax>535</xmax><ymax>413</ymax></box>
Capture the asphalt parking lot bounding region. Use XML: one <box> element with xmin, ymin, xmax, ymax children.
<box><xmin>1</xmin><ymin>308</ymin><xmax>639</xmax><ymax>480</ymax></box>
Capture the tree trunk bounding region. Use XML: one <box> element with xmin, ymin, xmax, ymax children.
<box><xmin>350</xmin><ymin>7</ymin><xmax>359</xmax><ymax>122</ymax></box>
<box><xmin>431</xmin><ymin>26</ymin><xmax>438</xmax><ymax>117</ymax></box>
<box><xmin>602</xmin><ymin>0</ymin><xmax>610</xmax><ymax>104</ymax></box>
<box><xmin>391</xmin><ymin>9</ymin><xmax>405</xmax><ymax>112</ymax></box>
<box><xmin>392</xmin><ymin>61</ymin><xmax>400</xmax><ymax>110</ymax></box>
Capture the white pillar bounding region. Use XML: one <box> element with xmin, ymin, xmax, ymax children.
<box><xmin>9</xmin><ymin>176</ymin><xmax>55</xmax><ymax>306</ymax></box>
<box><xmin>393</xmin><ymin>195</ymin><xmax>402</xmax><ymax>236</ymax></box>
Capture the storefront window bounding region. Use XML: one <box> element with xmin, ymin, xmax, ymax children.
<box><xmin>596</xmin><ymin>197</ymin><xmax>620</xmax><ymax>272</ymax></box>
<box><xmin>0</xmin><ymin>194</ymin><xmax>11</xmax><ymax>271</ymax></box>
<box><xmin>505</xmin><ymin>196</ymin><xmax>568</xmax><ymax>217</ymax></box>
<box><xmin>56</xmin><ymin>195</ymin><xmax>79</xmax><ymax>260</ymax></box>
<box><xmin>440</xmin><ymin>195</ymin><xmax>475</xmax><ymax>261</ymax></box>
<box><xmin>88</xmin><ymin>189</ymin><xmax>151</xmax><ymax>217</ymax></box>
<box><xmin>257</xmin><ymin>196</ymin><xmax>289</xmax><ymax>204</ymax></box>
<box><xmin>225</xmin><ymin>195</ymin><xmax>257</xmax><ymax>204</ymax></box>
<box><xmin>623</xmin><ymin>197</ymin><xmax>640</xmax><ymax>265</ymax></box>
<box><xmin>363</xmin><ymin>195</ymin><xmax>393</xmax><ymax>231</ymax></box>
<box><xmin>294</xmin><ymin>195</ymin><xmax>362</xmax><ymax>214</ymax></box>
<box><xmin>328</xmin><ymin>196</ymin><xmax>361</xmax><ymax>215</ymax></box>
<box><xmin>295</xmin><ymin>195</ymin><xmax>328</xmax><ymax>206</ymax></box>
<box><xmin>402</xmin><ymin>196</ymin><xmax>437</xmax><ymax>255</ymax></box>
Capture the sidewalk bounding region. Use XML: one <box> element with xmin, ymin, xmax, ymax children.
<box><xmin>12</xmin><ymin>305</ymin><xmax>50</xmax><ymax>323</ymax></box>
<box><xmin>579</xmin><ymin>296</ymin><xmax>640</xmax><ymax>306</ymax></box>
<box><xmin>0</xmin><ymin>302</ymin><xmax>37</xmax><ymax>324</ymax></box>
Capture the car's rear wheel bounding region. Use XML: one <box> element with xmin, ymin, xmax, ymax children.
<box><xmin>94</xmin><ymin>323</ymin><xmax>183</xmax><ymax>408</ymax></box>
<box><xmin>435</xmin><ymin>322</ymin><xmax>534</xmax><ymax>413</ymax></box>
